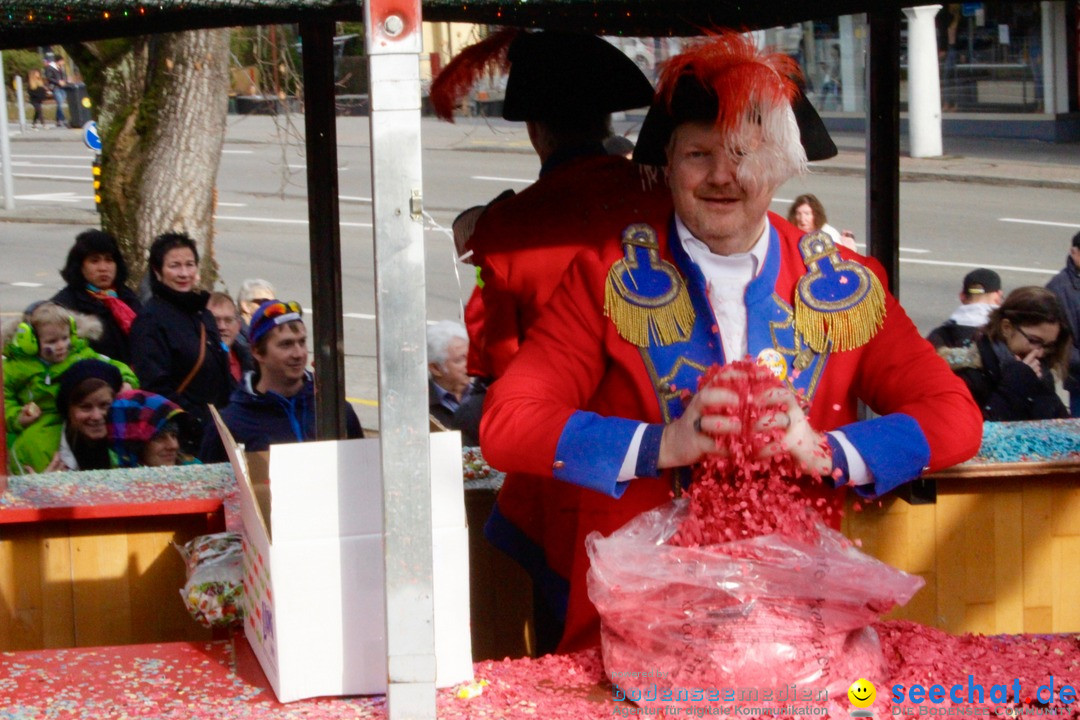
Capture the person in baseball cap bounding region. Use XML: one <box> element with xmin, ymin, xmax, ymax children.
<box><xmin>927</xmin><ymin>268</ymin><xmax>1004</xmax><ymax>349</ymax></box>
<box><xmin>962</xmin><ymin>268</ymin><xmax>1003</xmax><ymax>297</ymax></box>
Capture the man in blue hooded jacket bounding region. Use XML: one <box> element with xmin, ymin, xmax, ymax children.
<box><xmin>199</xmin><ymin>300</ymin><xmax>362</xmax><ymax>461</ymax></box>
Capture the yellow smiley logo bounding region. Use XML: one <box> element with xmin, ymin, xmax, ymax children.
<box><xmin>848</xmin><ymin>678</ymin><xmax>876</xmax><ymax>708</ymax></box>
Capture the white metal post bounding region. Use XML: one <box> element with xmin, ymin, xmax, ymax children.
<box><xmin>0</xmin><ymin>51</ymin><xmax>15</xmax><ymax>211</ymax></box>
<box><xmin>904</xmin><ymin>6</ymin><xmax>944</xmax><ymax>158</ymax></box>
<box><xmin>14</xmin><ymin>76</ymin><xmax>26</xmax><ymax>133</ymax></box>
<box><xmin>364</xmin><ymin>1</ymin><xmax>437</xmax><ymax>718</ymax></box>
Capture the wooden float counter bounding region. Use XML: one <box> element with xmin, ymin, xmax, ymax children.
<box><xmin>0</xmin><ymin>463</ymin><xmax>236</xmax><ymax>651</ymax></box>
<box><xmin>843</xmin><ymin>419</ymin><xmax>1080</xmax><ymax>637</ymax></box>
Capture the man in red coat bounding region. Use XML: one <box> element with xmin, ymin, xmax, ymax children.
<box><xmin>435</xmin><ymin>31</ymin><xmax>662</xmax><ymax>380</ymax></box>
<box><xmin>435</xmin><ymin>30</ymin><xmax>664</xmax><ymax>653</ymax></box>
<box><xmin>480</xmin><ymin>31</ymin><xmax>983</xmax><ymax>653</ymax></box>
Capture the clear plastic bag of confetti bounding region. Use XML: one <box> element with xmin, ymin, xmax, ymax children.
<box><xmin>586</xmin><ymin>500</ymin><xmax>923</xmax><ymax>713</ymax></box>
<box><xmin>176</xmin><ymin>531</ymin><xmax>244</xmax><ymax>629</ymax></box>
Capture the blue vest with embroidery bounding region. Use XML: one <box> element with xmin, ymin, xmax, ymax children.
<box><xmin>604</xmin><ymin>220</ymin><xmax>833</xmax><ymax>423</ymax></box>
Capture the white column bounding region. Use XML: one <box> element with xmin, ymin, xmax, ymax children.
<box><xmin>839</xmin><ymin>15</ymin><xmax>859</xmax><ymax>112</ymax></box>
<box><xmin>1040</xmin><ymin>1</ymin><xmax>1068</xmax><ymax>115</ymax></box>
<box><xmin>14</xmin><ymin>76</ymin><xmax>26</xmax><ymax>133</ymax></box>
<box><xmin>0</xmin><ymin>51</ymin><xmax>15</xmax><ymax>210</ymax></box>
<box><xmin>903</xmin><ymin>5</ymin><xmax>944</xmax><ymax>158</ymax></box>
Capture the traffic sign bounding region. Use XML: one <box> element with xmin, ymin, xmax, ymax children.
<box><xmin>83</xmin><ymin>121</ymin><xmax>102</xmax><ymax>151</ymax></box>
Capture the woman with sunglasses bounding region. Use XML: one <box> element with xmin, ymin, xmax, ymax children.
<box><xmin>129</xmin><ymin>233</ymin><xmax>231</xmax><ymax>452</ymax></box>
<box><xmin>945</xmin><ymin>286</ymin><xmax>1071</xmax><ymax>421</ymax></box>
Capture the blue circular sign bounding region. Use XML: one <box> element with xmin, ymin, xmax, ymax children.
<box><xmin>83</xmin><ymin>121</ymin><xmax>102</xmax><ymax>151</ymax></box>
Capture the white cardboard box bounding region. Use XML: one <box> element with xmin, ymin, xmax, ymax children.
<box><xmin>215</xmin><ymin>412</ymin><xmax>473</xmax><ymax>703</ymax></box>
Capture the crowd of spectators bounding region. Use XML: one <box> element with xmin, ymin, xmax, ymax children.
<box><xmin>3</xmin><ymin>228</ymin><xmax>362</xmax><ymax>475</ymax></box>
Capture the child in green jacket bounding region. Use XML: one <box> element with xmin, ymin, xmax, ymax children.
<box><xmin>3</xmin><ymin>302</ymin><xmax>138</xmax><ymax>474</ymax></box>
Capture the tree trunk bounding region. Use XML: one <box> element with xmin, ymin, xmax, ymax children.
<box><xmin>70</xmin><ymin>30</ymin><xmax>230</xmax><ymax>287</ymax></box>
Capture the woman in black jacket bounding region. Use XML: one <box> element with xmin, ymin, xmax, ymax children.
<box><xmin>51</xmin><ymin>229</ymin><xmax>142</xmax><ymax>365</ymax></box>
<box><xmin>129</xmin><ymin>233</ymin><xmax>231</xmax><ymax>449</ymax></box>
<box><xmin>946</xmin><ymin>286</ymin><xmax>1071</xmax><ymax>421</ymax></box>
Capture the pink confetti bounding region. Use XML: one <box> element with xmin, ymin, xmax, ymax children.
<box><xmin>671</xmin><ymin>361</ymin><xmax>826</xmax><ymax>547</ymax></box>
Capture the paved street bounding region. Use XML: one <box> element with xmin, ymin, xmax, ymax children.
<box><xmin>2</xmin><ymin>114</ymin><xmax>1079</xmax><ymax>431</ymax></box>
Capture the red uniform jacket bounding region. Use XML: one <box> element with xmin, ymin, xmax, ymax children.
<box><xmin>481</xmin><ymin>209</ymin><xmax>982</xmax><ymax>652</ymax></box>
<box><xmin>468</xmin><ymin>153</ymin><xmax>672</xmax><ymax>379</ymax></box>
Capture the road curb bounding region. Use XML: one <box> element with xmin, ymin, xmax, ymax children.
<box><xmin>809</xmin><ymin>163</ymin><xmax>1080</xmax><ymax>191</ymax></box>
<box><xmin>0</xmin><ymin>211</ymin><xmax>99</xmax><ymax>225</ymax></box>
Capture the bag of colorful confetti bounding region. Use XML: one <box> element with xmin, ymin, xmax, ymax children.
<box><xmin>587</xmin><ymin>499</ymin><xmax>923</xmax><ymax>715</ymax></box>
<box><xmin>176</xmin><ymin>531</ymin><xmax>244</xmax><ymax>629</ymax></box>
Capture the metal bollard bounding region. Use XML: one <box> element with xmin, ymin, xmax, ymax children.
<box><xmin>14</xmin><ymin>76</ymin><xmax>26</xmax><ymax>133</ymax></box>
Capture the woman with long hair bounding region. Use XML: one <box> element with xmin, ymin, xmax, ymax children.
<box><xmin>944</xmin><ymin>286</ymin><xmax>1071</xmax><ymax>420</ymax></box>
<box><xmin>27</xmin><ymin>69</ymin><xmax>49</xmax><ymax>129</ymax></box>
<box><xmin>786</xmin><ymin>193</ymin><xmax>855</xmax><ymax>251</ymax></box>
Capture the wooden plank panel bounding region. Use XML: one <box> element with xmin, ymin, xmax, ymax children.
<box><xmin>992</xmin><ymin>486</ymin><xmax>1024</xmax><ymax>633</ymax></box>
<box><xmin>960</xmin><ymin>482</ymin><xmax>996</xmax><ymax>605</ymax></box>
<box><xmin>1021</xmin><ymin>486</ymin><xmax>1054</xmax><ymax>610</ymax></box>
<box><xmin>935</xmin><ymin>490</ymin><xmax>976</xmax><ymax>632</ymax></box>
<box><xmin>906</xmin><ymin>502</ymin><xmax>937</xmax><ymax>575</ymax></box>
<box><xmin>70</xmin><ymin>524</ymin><xmax>133</xmax><ymax>647</ymax></box>
<box><xmin>0</xmin><ymin>525</ymin><xmax>43</xmax><ymax>650</ymax></box>
<box><xmin>0</xmin><ymin>526</ymin><xmax>23</xmax><ymax>649</ymax></box>
<box><xmin>888</xmin><ymin>570</ymin><xmax>935</xmax><ymax>625</ymax></box>
<box><xmin>1053</xmin><ymin>536</ymin><xmax>1080</xmax><ymax>632</ymax></box>
<box><xmin>868</xmin><ymin>507</ymin><xmax>910</xmax><ymax>570</ymax></box>
<box><xmin>40</xmin><ymin>530</ymin><xmax>75</xmax><ymax>649</ymax></box>
<box><xmin>1023</xmin><ymin>606</ymin><xmax>1053</xmax><ymax>633</ymax></box>
<box><xmin>964</xmin><ymin>601</ymin><xmax>997</xmax><ymax>635</ymax></box>
<box><xmin>125</xmin><ymin>517</ymin><xmax>212</xmax><ymax>644</ymax></box>
<box><xmin>1</xmin><ymin>524</ymin><xmax>80</xmax><ymax>651</ymax></box>
<box><xmin>1050</xmin><ymin>484</ymin><xmax>1080</xmax><ymax>537</ymax></box>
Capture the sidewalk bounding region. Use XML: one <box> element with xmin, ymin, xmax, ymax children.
<box><xmin>2</xmin><ymin>114</ymin><xmax>1077</xmax><ymax>229</ymax></box>
<box><xmin>422</xmin><ymin>115</ymin><xmax>1080</xmax><ymax>191</ymax></box>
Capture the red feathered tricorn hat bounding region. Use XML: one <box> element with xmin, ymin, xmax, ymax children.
<box><xmin>632</xmin><ymin>30</ymin><xmax>837</xmax><ymax>165</ymax></box>
<box><xmin>430</xmin><ymin>29</ymin><xmax>654</xmax><ymax>122</ymax></box>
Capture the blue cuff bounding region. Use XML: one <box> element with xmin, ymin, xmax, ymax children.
<box><xmin>634</xmin><ymin>424</ymin><xmax>665</xmax><ymax>479</ymax></box>
<box><xmin>835</xmin><ymin>413</ymin><xmax>930</xmax><ymax>497</ymax></box>
<box><xmin>553</xmin><ymin>410</ymin><xmax>642</xmax><ymax>498</ymax></box>
<box><xmin>825</xmin><ymin>433</ymin><xmax>849</xmax><ymax>486</ymax></box>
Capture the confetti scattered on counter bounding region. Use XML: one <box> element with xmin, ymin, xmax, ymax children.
<box><xmin>0</xmin><ymin>463</ymin><xmax>234</xmax><ymax>509</ymax></box>
<box><xmin>2</xmin><ymin>624</ymin><xmax>1078</xmax><ymax>718</ymax></box>
<box><xmin>0</xmin><ymin>463</ymin><xmax>243</xmax><ymax>529</ymax></box>
<box><xmin>973</xmin><ymin>420</ymin><xmax>1080</xmax><ymax>465</ymax></box>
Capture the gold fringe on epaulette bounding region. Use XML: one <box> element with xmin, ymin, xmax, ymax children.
<box><xmin>794</xmin><ymin>273</ymin><xmax>887</xmax><ymax>353</ymax></box>
<box><xmin>604</xmin><ymin>266</ymin><xmax>695</xmax><ymax>347</ymax></box>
